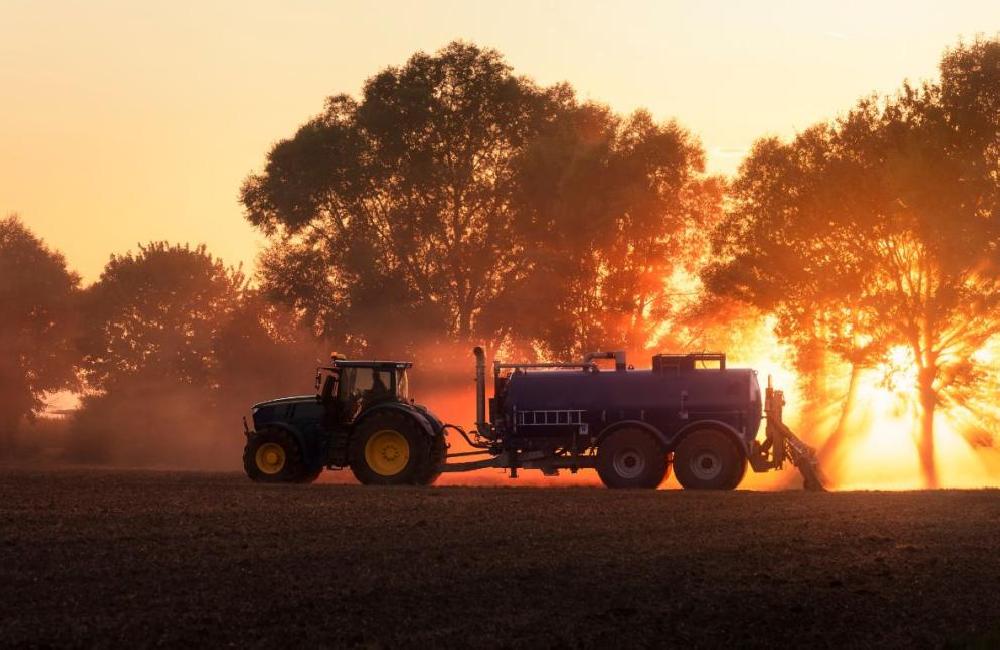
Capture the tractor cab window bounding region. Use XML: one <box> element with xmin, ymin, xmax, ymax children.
<box><xmin>396</xmin><ymin>369</ymin><xmax>409</xmax><ymax>401</ymax></box>
<box><xmin>338</xmin><ymin>367</ymin><xmax>395</xmax><ymax>413</ymax></box>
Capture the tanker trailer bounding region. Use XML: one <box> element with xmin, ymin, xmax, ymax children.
<box><xmin>441</xmin><ymin>348</ymin><xmax>824</xmax><ymax>490</ymax></box>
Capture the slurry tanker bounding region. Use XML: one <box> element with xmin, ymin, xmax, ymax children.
<box><xmin>242</xmin><ymin>348</ymin><xmax>824</xmax><ymax>490</ymax></box>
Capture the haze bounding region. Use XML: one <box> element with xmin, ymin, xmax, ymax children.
<box><xmin>2</xmin><ymin>0</ymin><xmax>997</xmax><ymax>282</ymax></box>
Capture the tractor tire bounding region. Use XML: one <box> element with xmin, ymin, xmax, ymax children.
<box><xmin>244</xmin><ymin>428</ymin><xmax>306</xmax><ymax>483</ymax></box>
<box><xmin>349</xmin><ymin>410</ymin><xmax>435</xmax><ymax>486</ymax></box>
<box><xmin>674</xmin><ymin>429</ymin><xmax>745</xmax><ymax>490</ymax></box>
<box><xmin>596</xmin><ymin>428</ymin><xmax>669</xmax><ymax>489</ymax></box>
<box><xmin>414</xmin><ymin>432</ymin><xmax>447</xmax><ymax>486</ymax></box>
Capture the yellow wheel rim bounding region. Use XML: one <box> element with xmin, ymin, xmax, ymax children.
<box><xmin>365</xmin><ymin>429</ymin><xmax>410</xmax><ymax>476</ymax></box>
<box><xmin>255</xmin><ymin>442</ymin><xmax>286</xmax><ymax>475</ymax></box>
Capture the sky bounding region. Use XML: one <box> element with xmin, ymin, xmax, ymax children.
<box><xmin>2</xmin><ymin>0</ymin><xmax>998</xmax><ymax>283</ymax></box>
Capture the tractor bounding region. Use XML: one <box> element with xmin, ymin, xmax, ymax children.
<box><xmin>242</xmin><ymin>348</ymin><xmax>824</xmax><ymax>490</ymax></box>
<box><xmin>243</xmin><ymin>357</ymin><xmax>445</xmax><ymax>484</ymax></box>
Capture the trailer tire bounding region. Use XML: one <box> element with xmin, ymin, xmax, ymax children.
<box><xmin>728</xmin><ymin>455</ymin><xmax>749</xmax><ymax>490</ymax></box>
<box><xmin>674</xmin><ymin>429</ymin><xmax>744</xmax><ymax>490</ymax></box>
<box><xmin>349</xmin><ymin>410</ymin><xmax>433</xmax><ymax>485</ymax></box>
<box><xmin>244</xmin><ymin>428</ymin><xmax>306</xmax><ymax>483</ymax></box>
<box><xmin>596</xmin><ymin>428</ymin><xmax>669</xmax><ymax>489</ymax></box>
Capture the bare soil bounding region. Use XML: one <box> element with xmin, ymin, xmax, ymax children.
<box><xmin>2</xmin><ymin>468</ymin><xmax>999</xmax><ymax>648</ymax></box>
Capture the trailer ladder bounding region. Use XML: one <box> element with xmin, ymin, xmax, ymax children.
<box><xmin>517</xmin><ymin>409</ymin><xmax>586</xmax><ymax>426</ymax></box>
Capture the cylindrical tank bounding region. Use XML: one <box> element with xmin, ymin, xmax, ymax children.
<box><xmin>500</xmin><ymin>366</ymin><xmax>762</xmax><ymax>445</ymax></box>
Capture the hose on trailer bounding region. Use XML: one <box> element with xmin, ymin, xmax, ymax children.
<box><xmin>441</xmin><ymin>423</ymin><xmax>491</xmax><ymax>449</ymax></box>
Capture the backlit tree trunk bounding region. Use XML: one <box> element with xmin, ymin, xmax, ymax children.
<box><xmin>917</xmin><ymin>365</ymin><xmax>939</xmax><ymax>488</ymax></box>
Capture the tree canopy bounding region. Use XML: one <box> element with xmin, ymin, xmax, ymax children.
<box><xmin>73</xmin><ymin>242</ymin><xmax>322</xmax><ymax>465</ymax></box>
<box><xmin>79</xmin><ymin>242</ymin><xmax>246</xmax><ymax>390</ymax></box>
<box><xmin>242</xmin><ymin>41</ymin><xmax>720</xmax><ymax>360</ymax></box>
<box><xmin>0</xmin><ymin>215</ymin><xmax>80</xmax><ymax>442</ymax></box>
<box><xmin>706</xmin><ymin>38</ymin><xmax>1000</xmax><ymax>486</ymax></box>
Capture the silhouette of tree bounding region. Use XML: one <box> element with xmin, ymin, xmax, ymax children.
<box><xmin>242</xmin><ymin>42</ymin><xmax>553</xmax><ymax>358</ymax></box>
<box><xmin>74</xmin><ymin>243</ymin><xmax>247</xmax><ymax>464</ymax></box>
<box><xmin>707</xmin><ymin>38</ymin><xmax>1000</xmax><ymax>486</ymax></box>
<box><xmin>485</xmin><ymin>104</ymin><xmax>723</xmax><ymax>358</ymax></box>
<box><xmin>79</xmin><ymin>243</ymin><xmax>246</xmax><ymax>389</ymax></box>
<box><xmin>0</xmin><ymin>215</ymin><xmax>80</xmax><ymax>445</ymax></box>
<box><xmin>243</xmin><ymin>42</ymin><xmax>720</xmax><ymax>361</ymax></box>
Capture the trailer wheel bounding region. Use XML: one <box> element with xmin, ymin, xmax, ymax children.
<box><xmin>244</xmin><ymin>428</ymin><xmax>306</xmax><ymax>483</ymax></box>
<box><xmin>674</xmin><ymin>429</ymin><xmax>744</xmax><ymax>490</ymax></box>
<box><xmin>728</xmin><ymin>455</ymin><xmax>749</xmax><ymax>490</ymax></box>
<box><xmin>596</xmin><ymin>428</ymin><xmax>669</xmax><ymax>489</ymax></box>
<box><xmin>349</xmin><ymin>410</ymin><xmax>434</xmax><ymax>485</ymax></box>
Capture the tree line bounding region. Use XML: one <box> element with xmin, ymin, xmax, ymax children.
<box><xmin>3</xmin><ymin>38</ymin><xmax>997</xmax><ymax>481</ymax></box>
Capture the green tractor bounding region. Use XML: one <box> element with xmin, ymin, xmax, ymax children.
<box><xmin>242</xmin><ymin>357</ymin><xmax>446</xmax><ymax>485</ymax></box>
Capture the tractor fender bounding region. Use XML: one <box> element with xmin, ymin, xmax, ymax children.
<box><xmin>355</xmin><ymin>403</ymin><xmax>439</xmax><ymax>439</ymax></box>
<box><xmin>596</xmin><ymin>420</ymin><xmax>669</xmax><ymax>450</ymax></box>
<box><xmin>671</xmin><ymin>419</ymin><xmax>750</xmax><ymax>456</ymax></box>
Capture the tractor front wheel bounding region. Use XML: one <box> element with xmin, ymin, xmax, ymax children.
<box><xmin>596</xmin><ymin>428</ymin><xmax>669</xmax><ymax>489</ymax></box>
<box><xmin>244</xmin><ymin>428</ymin><xmax>308</xmax><ymax>483</ymax></box>
<box><xmin>349</xmin><ymin>410</ymin><xmax>439</xmax><ymax>485</ymax></box>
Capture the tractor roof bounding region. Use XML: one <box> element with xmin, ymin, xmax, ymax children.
<box><xmin>322</xmin><ymin>360</ymin><xmax>413</xmax><ymax>370</ymax></box>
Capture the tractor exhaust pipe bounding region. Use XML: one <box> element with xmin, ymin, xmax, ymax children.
<box><xmin>473</xmin><ymin>346</ymin><xmax>489</xmax><ymax>437</ymax></box>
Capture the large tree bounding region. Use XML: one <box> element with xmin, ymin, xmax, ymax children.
<box><xmin>0</xmin><ymin>215</ymin><xmax>80</xmax><ymax>445</ymax></box>
<box><xmin>242</xmin><ymin>42</ymin><xmax>550</xmax><ymax>357</ymax></box>
<box><xmin>487</xmin><ymin>104</ymin><xmax>722</xmax><ymax>358</ymax></box>
<box><xmin>79</xmin><ymin>243</ymin><xmax>246</xmax><ymax>390</ymax></box>
<box><xmin>242</xmin><ymin>41</ymin><xmax>720</xmax><ymax>361</ymax></box>
<box><xmin>75</xmin><ymin>243</ymin><xmax>248</xmax><ymax>464</ymax></box>
<box><xmin>707</xmin><ymin>38</ymin><xmax>1000</xmax><ymax>486</ymax></box>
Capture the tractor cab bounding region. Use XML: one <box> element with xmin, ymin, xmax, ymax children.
<box><xmin>315</xmin><ymin>358</ymin><xmax>413</xmax><ymax>424</ymax></box>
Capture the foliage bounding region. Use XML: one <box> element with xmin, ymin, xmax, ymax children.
<box><xmin>78</xmin><ymin>242</ymin><xmax>246</xmax><ymax>389</ymax></box>
<box><xmin>242</xmin><ymin>41</ymin><xmax>720</xmax><ymax>360</ymax></box>
<box><xmin>488</xmin><ymin>105</ymin><xmax>722</xmax><ymax>357</ymax></box>
<box><xmin>0</xmin><ymin>215</ymin><xmax>80</xmax><ymax>440</ymax></box>
<box><xmin>706</xmin><ymin>37</ymin><xmax>1000</xmax><ymax>485</ymax></box>
<box><xmin>74</xmin><ymin>243</ymin><xmax>323</xmax><ymax>466</ymax></box>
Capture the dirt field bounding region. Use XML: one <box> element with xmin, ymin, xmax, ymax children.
<box><xmin>2</xmin><ymin>469</ymin><xmax>999</xmax><ymax>648</ymax></box>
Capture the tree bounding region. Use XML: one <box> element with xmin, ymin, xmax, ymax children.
<box><xmin>242</xmin><ymin>42</ymin><xmax>551</xmax><ymax>357</ymax></box>
<box><xmin>242</xmin><ymin>41</ymin><xmax>721</xmax><ymax>361</ymax></box>
<box><xmin>79</xmin><ymin>243</ymin><xmax>246</xmax><ymax>390</ymax></box>
<box><xmin>486</xmin><ymin>104</ymin><xmax>722</xmax><ymax>358</ymax></box>
<box><xmin>75</xmin><ymin>243</ymin><xmax>248</xmax><ymax>464</ymax></box>
<box><xmin>0</xmin><ymin>215</ymin><xmax>80</xmax><ymax>445</ymax></box>
<box><xmin>707</xmin><ymin>38</ymin><xmax>1000</xmax><ymax>486</ymax></box>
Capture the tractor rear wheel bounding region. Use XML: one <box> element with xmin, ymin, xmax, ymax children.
<box><xmin>349</xmin><ymin>410</ymin><xmax>439</xmax><ymax>485</ymax></box>
<box><xmin>674</xmin><ymin>429</ymin><xmax>745</xmax><ymax>490</ymax></box>
<box><xmin>244</xmin><ymin>428</ymin><xmax>307</xmax><ymax>483</ymax></box>
<box><xmin>415</xmin><ymin>432</ymin><xmax>447</xmax><ymax>486</ymax></box>
<box><xmin>596</xmin><ymin>428</ymin><xmax>669</xmax><ymax>489</ymax></box>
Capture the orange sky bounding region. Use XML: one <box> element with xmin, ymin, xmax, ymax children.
<box><xmin>3</xmin><ymin>1</ymin><xmax>997</xmax><ymax>282</ymax></box>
